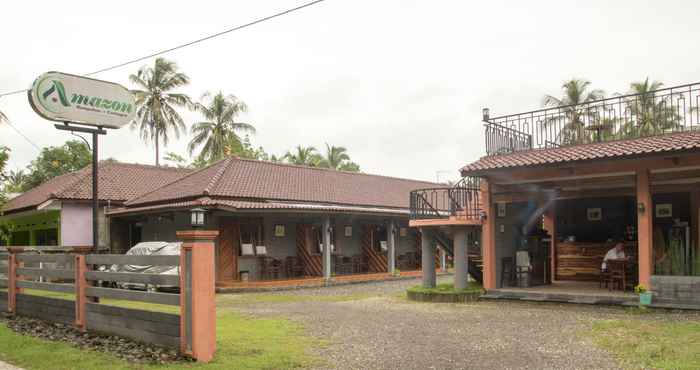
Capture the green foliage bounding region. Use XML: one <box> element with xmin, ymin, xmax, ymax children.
<box><xmin>282</xmin><ymin>144</ymin><xmax>361</xmax><ymax>172</ymax></box>
<box><xmin>130</xmin><ymin>58</ymin><xmax>193</xmax><ymax>166</ymax></box>
<box><xmin>589</xmin><ymin>319</ymin><xmax>700</xmax><ymax>370</ymax></box>
<box><xmin>0</xmin><ymin>311</ymin><xmax>319</xmax><ymax>370</ymax></box>
<box><xmin>23</xmin><ymin>140</ymin><xmax>91</xmax><ymax>190</ymax></box>
<box><xmin>407</xmin><ymin>282</ymin><xmax>483</xmax><ymax>294</ymax></box>
<box><xmin>4</xmin><ymin>169</ymin><xmax>27</xmax><ymax>193</ymax></box>
<box><xmin>283</xmin><ymin>145</ymin><xmax>321</xmax><ymax>166</ymax></box>
<box><xmin>0</xmin><ymin>146</ymin><xmax>8</xmax><ymax>205</ymax></box>
<box><xmin>634</xmin><ymin>284</ymin><xmax>647</xmax><ymax>294</ymax></box>
<box><xmin>188</xmin><ymin>91</ymin><xmax>253</xmax><ymax>164</ymax></box>
<box><xmin>542</xmin><ymin>79</ymin><xmax>605</xmax><ymax>145</ymax></box>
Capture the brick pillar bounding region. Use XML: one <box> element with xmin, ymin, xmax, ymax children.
<box><xmin>420</xmin><ymin>228</ymin><xmax>436</xmax><ymax>288</ymax></box>
<box><xmin>481</xmin><ymin>179</ymin><xmax>497</xmax><ymax>290</ymax></box>
<box><xmin>74</xmin><ymin>254</ymin><xmax>88</xmax><ymax>331</ymax></box>
<box><xmin>636</xmin><ymin>169</ymin><xmax>653</xmax><ymax>288</ymax></box>
<box><xmin>177</xmin><ymin>230</ymin><xmax>218</xmax><ymax>363</ymax></box>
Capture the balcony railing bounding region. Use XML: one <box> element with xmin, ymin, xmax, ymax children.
<box><xmin>409</xmin><ymin>177</ymin><xmax>481</xmax><ymax>220</ymax></box>
<box><xmin>484</xmin><ymin>82</ymin><xmax>700</xmax><ymax>156</ymax></box>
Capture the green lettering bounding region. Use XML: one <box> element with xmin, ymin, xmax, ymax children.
<box><xmin>101</xmin><ymin>99</ymin><xmax>112</xmax><ymax>109</ymax></box>
<box><xmin>88</xmin><ymin>97</ymin><xmax>101</xmax><ymax>107</ymax></box>
<box><xmin>71</xmin><ymin>94</ymin><xmax>91</xmax><ymax>105</ymax></box>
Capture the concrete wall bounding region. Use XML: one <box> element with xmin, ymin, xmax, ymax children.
<box><xmin>494</xmin><ymin>202</ymin><xmax>530</xmax><ymax>288</ymax></box>
<box><xmin>651</xmin><ymin>275</ymin><xmax>700</xmax><ymax>303</ymax></box>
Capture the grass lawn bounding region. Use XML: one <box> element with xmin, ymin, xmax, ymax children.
<box><xmin>0</xmin><ymin>291</ymin><xmax>322</xmax><ymax>369</ymax></box>
<box><xmin>589</xmin><ymin>319</ymin><xmax>700</xmax><ymax>370</ymax></box>
<box><xmin>406</xmin><ymin>282</ymin><xmax>483</xmax><ymax>295</ymax></box>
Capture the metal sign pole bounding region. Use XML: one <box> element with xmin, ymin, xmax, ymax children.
<box><xmin>56</xmin><ymin>123</ymin><xmax>106</xmax><ymax>251</ymax></box>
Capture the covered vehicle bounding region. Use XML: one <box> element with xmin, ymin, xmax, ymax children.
<box><xmin>110</xmin><ymin>241</ymin><xmax>181</xmax><ymax>291</ymax></box>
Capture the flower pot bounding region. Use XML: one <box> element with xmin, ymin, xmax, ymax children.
<box><xmin>639</xmin><ymin>292</ymin><xmax>653</xmax><ymax>306</ymax></box>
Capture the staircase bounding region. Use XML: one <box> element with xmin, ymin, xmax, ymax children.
<box><xmin>432</xmin><ymin>229</ymin><xmax>483</xmax><ymax>284</ymax></box>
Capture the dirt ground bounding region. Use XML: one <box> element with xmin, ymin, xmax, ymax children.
<box><xmin>221</xmin><ymin>277</ymin><xmax>698</xmax><ymax>370</ymax></box>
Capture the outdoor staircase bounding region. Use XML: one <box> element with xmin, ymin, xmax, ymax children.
<box><xmin>432</xmin><ymin>229</ymin><xmax>483</xmax><ymax>284</ymax></box>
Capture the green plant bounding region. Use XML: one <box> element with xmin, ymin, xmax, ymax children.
<box><xmin>634</xmin><ymin>284</ymin><xmax>647</xmax><ymax>294</ymax></box>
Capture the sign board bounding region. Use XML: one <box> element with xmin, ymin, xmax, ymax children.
<box><xmin>28</xmin><ymin>71</ymin><xmax>135</xmax><ymax>129</ymax></box>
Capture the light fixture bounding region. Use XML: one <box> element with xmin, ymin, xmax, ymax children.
<box><xmin>480</xmin><ymin>210</ymin><xmax>488</xmax><ymax>221</ymax></box>
<box><xmin>190</xmin><ymin>208</ymin><xmax>206</xmax><ymax>228</ymax></box>
<box><xmin>482</xmin><ymin>107</ymin><xmax>490</xmax><ymax>121</ymax></box>
<box><xmin>637</xmin><ymin>203</ymin><xmax>645</xmax><ymax>214</ymax></box>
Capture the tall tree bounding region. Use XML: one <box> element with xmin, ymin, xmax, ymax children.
<box><xmin>320</xmin><ymin>144</ymin><xmax>350</xmax><ymax>169</ymax></box>
<box><xmin>542</xmin><ymin>79</ymin><xmax>604</xmax><ymax>145</ymax></box>
<box><xmin>130</xmin><ymin>58</ymin><xmax>192</xmax><ymax>166</ymax></box>
<box><xmin>0</xmin><ymin>146</ymin><xmax>9</xmax><ymax>206</ymax></box>
<box><xmin>4</xmin><ymin>170</ymin><xmax>27</xmax><ymax>193</ymax></box>
<box><xmin>188</xmin><ymin>92</ymin><xmax>253</xmax><ymax>164</ymax></box>
<box><xmin>23</xmin><ymin>140</ymin><xmax>91</xmax><ymax>189</ymax></box>
<box><xmin>620</xmin><ymin>78</ymin><xmax>680</xmax><ymax>137</ymax></box>
<box><xmin>283</xmin><ymin>145</ymin><xmax>321</xmax><ymax>166</ymax></box>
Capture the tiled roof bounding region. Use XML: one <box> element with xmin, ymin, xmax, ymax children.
<box><xmin>461</xmin><ymin>131</ymin><xmax>700</xmax><ymax>174</ymax></box>
<box><xmin>108</xmin><ymin>198</ymin><xmax>410</xmax><ymax>216</ymax></box>
<box><xmin>126</xmin><ymin>157</ymin><xmax>438</xmax><ymax>210</ymax></box>
<box><xmin>2</xmin><ymin>162</ymin><xmax>191</xmax><ymax>214</ymax></box>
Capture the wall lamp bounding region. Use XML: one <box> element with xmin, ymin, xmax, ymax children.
<box><xmin>482</xmin><ymin>107</ymin><xmax>490</xmax><ymax>122</ymax></box>
<box><xmin>637</xmin><ymin>202</ymin><xmax>645</xmax><ymax>214</ymax></box>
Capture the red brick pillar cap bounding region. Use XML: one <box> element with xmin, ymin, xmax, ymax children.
<box><xmin>176</xmin><ymin>230</ymin><xmax>220</xmax><ymax>242</ymax></box>
<box><xmin>7</xmin><ymin>247</ymin><xmax>25</xmax><ymax>254</ymax></box>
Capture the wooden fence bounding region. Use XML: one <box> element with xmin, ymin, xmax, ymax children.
<box><xmin>0</xmin><ymin>230</ymin><xmax>218</xmax><ymax>362</ymax></box>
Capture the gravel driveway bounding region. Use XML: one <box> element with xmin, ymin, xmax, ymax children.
<box><xmin>221</xmin><ymin>277</ymin><xmax>696</xmax><ymax>370</ymax></box>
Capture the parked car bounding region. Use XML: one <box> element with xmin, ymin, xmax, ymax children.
<box><xmin>110</xmin><ymin>241</ymin><xmax>181</xmax><ymax>292</ymax></box>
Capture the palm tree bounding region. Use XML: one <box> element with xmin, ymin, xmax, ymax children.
<box><xmin>0</xmin><ymin>110</ymin><xmax>7</xmax><ymax>125</ymax></box>
<box><xmin>188</xmin><ymin>92</ymin><xmax>253</xmax><ymax>164</ymax></box>
<box><xmin>620</xmin><ymin>78</ymin><xmax>681</xmax><ymax>138</ymax></box>
<box><xmin>4</xmin><ymin>170</ymin><xmax>27</xmax><ymax>193</ymax></box>
<box><xmin>319</xmin><ymin>144</ymin><xmax>350</xmax><ymax>169</ymax></box>
<box><xmin>283</xmin><ymin>146</ymin><xmax>321</xmax><ymax>166</ymax></box>
<box><xmin>130</xmin><ymin>58</ymin><xmax>192</xmax><ymax>166</ymax></box>
<box><xmin>542</xmin><ymin>79</ymin><xmax>604</xmax><ymax>145</ymax></box>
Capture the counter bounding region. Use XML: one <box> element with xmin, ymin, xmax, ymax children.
<box><xmin>556</xmin><ymin>241</ymin><xmax>637</xmax><ymax>281</ymax></box>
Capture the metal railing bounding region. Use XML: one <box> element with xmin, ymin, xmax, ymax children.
<box><xmin>409</xmin><ymin>177</ymin><xmax>481</xmax><ymax>220</ymax></box>
<box><xmin>484</xmin><ymin>82</ymin><xmax>700</xmax><ymax>156</ymax></box>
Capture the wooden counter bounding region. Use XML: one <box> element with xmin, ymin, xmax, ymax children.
<box><xmin>556</xmin><ymin>241</ymin><xmax>637</xmax><ymax>281</ymax></box>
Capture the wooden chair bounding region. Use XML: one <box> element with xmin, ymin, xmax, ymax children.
<box><xmin>352</xmin><ymin>254</ymin><xmax>368</xmax><ymax>274</ymax></box>
<box><xmin>259</xmin><ymin>257</ymin><xmax>282</xmax><ymax>280</ymax></box>
<box><xmin>606</xmin><ymin>259</ymin><xmax>627</xmax><ymax>291</ymax></box>
<box><xmin>285</xmin><ymin>256</ymin><xmax>304</xmax><ymax>278</ymax></box>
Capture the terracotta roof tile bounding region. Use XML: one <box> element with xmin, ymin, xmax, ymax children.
<box><xmin>461</xmin><ymin>131</ymin><xmax>700</xmax><ymax>174</ymax></box>
<box><xmin>2</xmin><ymin>162</ymin><xmax>191</xmax><ymax>214</ymax></box>
<box><xmin>127</xmin><ymin>157</ymin><xmax>439</xmax><ymax>210</ymax></box>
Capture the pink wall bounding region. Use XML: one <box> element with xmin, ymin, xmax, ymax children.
<box><xmin>60</xmin><ymin>203</ymin><xmax>92</xmax><ymax>247</ymax></box>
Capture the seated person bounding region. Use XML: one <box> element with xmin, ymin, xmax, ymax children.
<box><xmin>601</xmin><ymin>242</ymin><xmax>628</xmax><ymax>271</ymax></box>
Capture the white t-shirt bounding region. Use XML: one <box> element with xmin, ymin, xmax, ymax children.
<box><xmin>602</xmin><ymin>248</ymin><xmax>625</xmax><ymax>270</ymax></box>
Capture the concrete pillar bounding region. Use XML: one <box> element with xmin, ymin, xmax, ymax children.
<box><xmin>542</xmin><ymin>202</ymin><xmax>556</xmax><ymax>283</ymax></box>
<box><xmin>453</xmin><ymin>227</ymin><xmax>468</xmax><ymax>290</ymax></box>
<box><xmin>481</xmin><ymin>179</ymin><xmax>497</xmax><ymax>290</ymax></box>
<box><xmin>420</xmin><ymin>228</ymin><xmax>436</xmax><ymax>288</ymax></box>
<box><xmin>387</xmin><ymin>220</ymin><xmax>396</xmax><ymax>274</ymax></box>
<box><xmin>322</xmin><ymin>216</ymin><xmax>332</xmax><ymax>280</ymax></box>
<box><xmin>177</xmin><ymin>230</ymin><xmax>218</xmax><ymax>363</ymax></box>
<box><xmin>636</xmin><ymin>169</ymin><xmax>653</xmax><ymax>288</ymax></box>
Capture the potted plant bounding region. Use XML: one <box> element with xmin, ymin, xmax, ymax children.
<box><xmin>635</xmin><ymin>284</ymin><xmax>652</xmax><ymax>306</ymax></box>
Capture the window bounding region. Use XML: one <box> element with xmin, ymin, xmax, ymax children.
<box><xmin>373</xmin><ymin>225</ymin><xmax>388</xmax><ymax>253</ymax></box>
<box><xmin>239</xmin><ymin>220</ymin><xmax>264</xmax><ymax>256</ymax></box>
<box><xmin>35</xmin><ymin>229</ymin><xmax>58</xmax><ymax>246</ymax></box>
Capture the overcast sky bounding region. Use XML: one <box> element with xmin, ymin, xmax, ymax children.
<box><xmin>1</xmin><ymin>0</ymin><xmax>700</xmax><ymax>183</ymax></box>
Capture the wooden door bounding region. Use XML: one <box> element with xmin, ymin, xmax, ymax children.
<box><xmin>361</xmin><ymin>225</ymin><xmax>388</xmax><ymax>273</ymax></box>
<box><xmin>296</xmin><ymin>224</ymin><xmax>323</xmax><ymax>276</ymax></box>
<box><xmin>218</xmin><ymin>218</ymin><xmax>240</xmax><ymax>281</ymax></box>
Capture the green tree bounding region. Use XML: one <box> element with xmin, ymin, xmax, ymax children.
<box><xmin>542</xmin><ymin>79</ymin><xmax>604</xmax><ymax>145</ymax></box>
<box><xmin>338</xmin><ymin>161</ymin><xmax>361</xmax><ymax>172</ymax></box>
<box><xmin>619</xmin><ymin>78</ymin><xmax>681</xmax><ymax>138</ymax></box>
<box><xmin>4</xmin><ymin>170</ymin><xmax>28</xmax><ymax>193</ymax></box>
<box><xmin>130</xmin><ymin>58</ymin><xmax>192</xmax><ymax>167</ymax></box>
<box><xmin>283</xmin><ymin>145</ymin><xmax>321</xmax><ymax>166</ymax></box>
<box><xmin>0</xmin><ymin>146</ymin><xmax>9</xmax><ymax>206</ymax></box>
<box><xmin>23</xmin><ymin>140</ymin><xmax>91</xmax><ymax>190</ymax></box>
<box><xmin>318</xmin><ymin>144</ymin><xmax>361</xmax><ymax>172</ymax></box>
<box><xmin>188</xmin><ymin>91</ymin><xmax>253</xmax><ymax>164</ymax></box>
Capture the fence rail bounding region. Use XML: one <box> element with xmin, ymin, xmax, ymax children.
<box><xmin>0</xmin><ymin>237</ymin><xmax>217</xmax><ymax>362</ymax></box>
<box><xmin>409</xmin><ymin>177</ymin><xmax>482</xmax><ymax>220</ymax></box>
<box><xmin>484</xmin><ymin>81</ymin><xmax>700</xmax><ymax>156</ymax></box>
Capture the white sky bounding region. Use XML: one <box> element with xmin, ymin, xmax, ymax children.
<box><xmin>1</xmin><ymin>0</ymin><xmax>700</xmax><ymax>183</ymax></box>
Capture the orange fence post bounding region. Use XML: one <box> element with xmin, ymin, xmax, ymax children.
<box><xmin>177</xmin><ymin>230</ymin><xmax>218</xmax><ymax>363</ymax></box>
<box><xmin>74</xmin><ymin>254</ymin><xmax>88</xmax><ymax>331</ymax></box>
<box><xmin>7</xmin><ymin>247</ymin><xmax>24</xmax><ymax>313</ymax></box>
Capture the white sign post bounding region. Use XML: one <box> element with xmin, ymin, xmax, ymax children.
<box><xmin>28</xmin><ymin>71</ymin><xmax>135</xmax><ymax>251</ymax></box>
